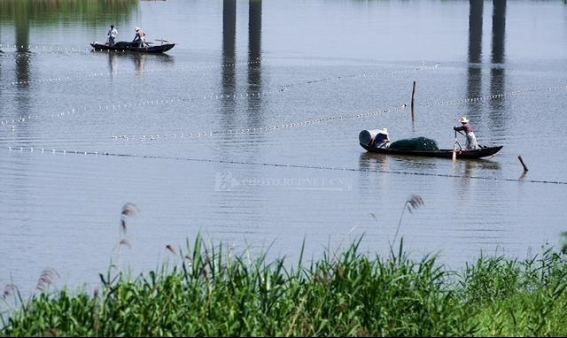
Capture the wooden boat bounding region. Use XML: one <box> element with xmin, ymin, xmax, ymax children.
<box><xmin>90</xmin><ymin>40</ymin><xmax>175</xmax><ymax>54</ymax></box>
<box><xmin>360</xmin><ymin>143</ymin><xmax>503</xmax><ymax>159</ymax></box>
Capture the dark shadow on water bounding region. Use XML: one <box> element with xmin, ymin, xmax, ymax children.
<box><xmin>90</xmin><ymin>50</ymin><xmax>174</xmax><ymax>75</ymax></box>
<box><xmin>221</xmin><ymin>0</ymin><xmax>236</xmax><ymax>123</ymax></box>
<box><xmin>358</xmin><ymin>152</ymin><xmax>390</xmax><ymax>172</ymax></box>
<box><xmin>247</xmin><ymin>0</ymin><xmax>264</xmax><ymax>129</ymax></box>
<box><xmin>489</xmin><ymin>0</ymin><xmax>507</xmax><ymax>131</ymax></box>
<box><xmin>466</xmin><ymin>0</ymin><xmax>507</xmax><ymax>135</ymax></box>
<box><xmin>455</xmin><ymin>157</ymin><xmax>502</xmax><ymax>172</ymax></box>
<box><xmin>358</xmin><ymin>151</ymin><xmax>440</xmax><ymax>172</ymax></box>
<box><xmin>359</xmin><ymin>151</ymin><xmax>501</xmax><ymax>173</ymax></box>
<box><xmin>467</xmin><ymin>0</ymin><xmax>483</xmax><ymax>120</ymax></box>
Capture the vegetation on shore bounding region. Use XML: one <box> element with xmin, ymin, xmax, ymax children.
<box><xmin>2</xmin><ymin>236</ymin><xmax>567</xmax><ymax>336</ymax></box>
<box><xmin>2</xmin><ymin>199</ymin><xmax>567</xmax><ymax>336</ymax></box>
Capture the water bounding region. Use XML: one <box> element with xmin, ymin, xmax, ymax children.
<box><xmin>1</xmin><ymin>0</ymin><xmax>567</xmax><ymax>297</ymax></box>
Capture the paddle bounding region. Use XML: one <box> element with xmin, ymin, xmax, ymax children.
<box><xmin>452</xmin><ymin>130</ymin><xmax>457</xmax><ymax>161</ymax></box>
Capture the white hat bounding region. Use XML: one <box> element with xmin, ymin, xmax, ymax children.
<box><xmin>459</xmin><ymin>117</ymin><xmax>469</xmax><ymax>124</ymax></box>
<box><xmin>135</xmin><ymin>27</ymin><xmax>139</xmax><ymax>31</ymax></box>
<box><xmin>378</xmin><ymin>128</ymin><xmax>388</xmax><ymax>134</ymax></box>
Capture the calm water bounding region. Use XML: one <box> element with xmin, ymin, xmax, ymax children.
<box><xmin>2</xmin><ymin>0</ymin><xmax>567</xmax><ymax>296</ymax></box>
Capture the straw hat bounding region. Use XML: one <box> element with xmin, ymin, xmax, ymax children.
<box><xmin>459</xmin><ymin>117</ymin><xmax>469</xmax><ymax>124</ymax></box>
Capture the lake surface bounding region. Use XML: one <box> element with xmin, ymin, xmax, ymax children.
<box><xmin>2</xmin><ymin>0</ymin><xmax>567</xmax><ymax>296</ymax></box>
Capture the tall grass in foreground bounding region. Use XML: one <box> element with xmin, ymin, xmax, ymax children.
<box><xmin>2</xmin><ymin>235</ymin><xmax>567</xmax><ymax>337</ymax></box>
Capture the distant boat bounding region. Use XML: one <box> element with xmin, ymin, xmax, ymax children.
<box><xmin>90</xmin><ymin>40</ymin><xmax>175</xmax><ymax>54</ymax></box>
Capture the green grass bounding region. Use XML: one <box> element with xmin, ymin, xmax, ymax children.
<box><xmin>3</xmin><ymin>200</ymin><xmax>567</xmax><ymax>337</ymax></box>
<box><xmin>3</xmin><ymin>235</ymin><xmax>567</xmax><ymax>337</ymax></box>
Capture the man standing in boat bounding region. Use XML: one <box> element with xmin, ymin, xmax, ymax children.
<box><xmin>133</xmin><ymin>27</ymin><xmax>146</xmax><ymax>47</ymax></box>
<box><xmin>107</xmin><ymin>25</ymin><xmax>118</xmax><ymax>46</ymax></box>
<box><xmin>453</xmin><ymin>117</ymin><xmax>479</xmax><ymax>150</ymax></box>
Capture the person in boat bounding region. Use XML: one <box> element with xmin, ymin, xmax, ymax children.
<box><xmin>453</xmin><ymin>116</ymin><xmax>479</xmax><ymax>150</ymax></box>
<box><xmin>133</xmin><ymin>27</ymin><xmax>147</xmax><ymax>47</ymax></box>
<box><xmin>107</xmin><ymin>25</ymin><xmax>118</xmax><ymax>46</ymax></box>
<box><xmin>372</xmin><ymin>128</ymin><xmax>390</xmax><ymax>149</ymax></box>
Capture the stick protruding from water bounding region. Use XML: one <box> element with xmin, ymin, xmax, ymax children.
<box><xmin>518</xmin><ymin>155</ymin><xmax>528</xmax><ymax>172</ymax></box>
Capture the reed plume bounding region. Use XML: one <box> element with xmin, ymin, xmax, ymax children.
<box><xmin>2</xmin><ymin>284</ymin><xmax>16</xmax><ymax>299</ymax></box>
<box><xmin>391</xmin><ymin>194</ymin><xmax>425</xmax><ymax>248</ymax></box>
<box><xmin>36</xmin><ymin>268</ymin><xmax>59</xmax><ymax>292</ymax></box>
<box><xmin>120</xmin><ymin>202</ymin><xmax>139</xmax><ymax>233</ymax></box>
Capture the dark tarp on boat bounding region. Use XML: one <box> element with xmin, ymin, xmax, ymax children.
<box><xmin>389</xmin><ymin>137</ymin><xmax>439</xmax><ymax>151</ymax></box>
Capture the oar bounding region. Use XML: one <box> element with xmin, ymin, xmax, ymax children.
<box><xmin>452</xmin><ymin>130</ymin><xmax>457</xmax><ymax>161</ymax></box>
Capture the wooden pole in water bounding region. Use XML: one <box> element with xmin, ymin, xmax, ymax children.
<box><xmin>411</xmin><ymin>81</ymin><xmax>417</xmax><ymax>117</ymax></box>
<box><xmin>518</xmin><ymin>155</ymin><xmax>529</xmax><ymax>172</ymax></box>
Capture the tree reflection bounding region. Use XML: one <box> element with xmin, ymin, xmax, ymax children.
<box><xmin>1</xmin><ymin>0</ymin><xmax>139</xmax><ymax>97</ymax></box>
<box><xmin>0</xmin><ymin>0</ymin><xmax>138</xmax><ymax>23</ymax></box>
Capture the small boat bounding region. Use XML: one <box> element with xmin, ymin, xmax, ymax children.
<box><xmin>90</xmin><ymin>40</ymin><xmax>175</xmax><ymax>54</ymax></box>
<box><xmin>360</xmin><ymin>143</ymin><xmax>503</xmax><ymax>159</ymax></box>
<box><xmin>358</xmin><ymin>129</ymin><xmax>502</xmax><ymax>159</ymax></box>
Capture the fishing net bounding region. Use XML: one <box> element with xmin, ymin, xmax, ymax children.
<box><xmin>113</xmin><ymin>41</ymin><xmax>131</xmax><ymax>48</ymax></box>
<box><xmin>389</xmin><ymin>137</ymin><xmax>439</xmax><ymax>151</ymax></box>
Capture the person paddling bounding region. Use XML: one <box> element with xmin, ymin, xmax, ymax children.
<box><xmin>133</xmin><ymin>27</ymin><xmax>147</xmax><ymax>47</ymax></box>
<box><xmin>453</xmin><ymin>117</ymin><xmax>479</xmax><ymax>150</ymax></box>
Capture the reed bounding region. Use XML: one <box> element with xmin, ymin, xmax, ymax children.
<box><xmin>3</xmin><ymin>237</ymin><xmax>567</xmax><ymax>337</ymax></box>
<box><xmin>2</xmin><ymin>202</ymin><xmax>567</xmax><ymax>336</ymax></box>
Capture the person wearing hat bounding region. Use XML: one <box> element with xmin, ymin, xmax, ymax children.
<box><xmin>453</xmin><ymin>117</ymin><xmax>479</xmax><ymax>150</ymax></box>
<box><xmin>372</xmin><ymin>127</ymin><xmax>390</xmax><ymax>149</ymax></box>
<box><xmin>132</xmin><ymin>27</ymin><xmax>146</xmax><ymax>47</ymax></box>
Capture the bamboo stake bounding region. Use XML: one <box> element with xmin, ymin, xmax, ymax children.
<box><xmin>411</xmin><ymin>81</ymin><xmax>416</xmax><ymax>118</ymax></box>
<box><xmin>518</xmin><ymin>155</ymin><xmax>528</xmax><ymax>172</ymax></box>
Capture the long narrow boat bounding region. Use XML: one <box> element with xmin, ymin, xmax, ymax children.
<box><xmin>360</xmin><ymin>143</ymin><xmax>503</xmax><ymax>159</ymax></box>
<box><xmin>90</xmin><ymin>40</ymin><xmax>175</xmax><ymax>54</ymax></box>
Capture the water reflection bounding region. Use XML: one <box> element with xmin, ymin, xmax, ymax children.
<box><xmin>247</xmin><ymin>0</ymin><xmax>263</xmax><ymax>128</ymax></box>
<box><xmin>0</xmin><ymin>0</ymin><xmax>137</xmax><ymax>22</ymax></box>
<box><xmin>0</xmin><ymin>0</ymin><xmax>138</xmax><ymax>49</ymax></box>
<box><xmin>104</xmin><ymin>51</ymin><xmax>145</xmax><ymax>75</ymax></box>
<box><xmin>357</xmin><ymin>153</ymin><xmax>391</xmax><ymax>203</ymax></box>
<box><xmin>454</xmin><ymin>160</ymin><xmax>476</xmax><ymax>201</ymax></box>
<box><xmin>358</xmin><ymin>151</ymin><xmax>505</xmax><ymax>198</ymax></box>
<box><xmin>222</xmin><ymin>0</ymin><xmax>236</xmax><ymax>91</ymax></box>
<box><xmin>132</xmin><ymin>53</ymin><xmax>146</xmax><ymax>76</ymax></box>
<box><xmin>452</xmin><ymin>157</ymin><xmax>501</xmax><ymax>176</ymax></box>
<box><xmin>466</xmin><ymin>0</ymin><xmax>507</xmax><ymax>132</ymax></box>
<box><xmin>1</xmin><ymin>0</ymin><xmax>566</xmax><ymax>296</ymax></box>
<box><xmin>14</xmin><ymin>50</ymin><xmax>32</xmax><ymax>143</ymax></box>
<box><xmin>358</xmin><ymin>152</ymin><xmax>444</xmax><ymax>173</ymax></box>
<box><xmin>108</xmin><ymin>52</ymin><xmax>118</xmax><ymax>74</ymax></box>
<box><xmin>358</xmin><ymin>152</ymin><xmax>390</xmax><ymax>173</ymax></box>
<box><xmin>104</xmin><ymin>51</ymin><xmax>173</xmax><ymax>76</ymax></box>
<box><xmin>221</xmin><ymin>0</ymin><xmax>237</xmax><ymax>138</ymax></box>
<box><xmin>220</xmin><ymin>0</ymin><xmax>265</xmax><ymax>132</ymax></box>
<box><xmin>467</xmin><ymin>0</ymin><xmax>483</xmax><ymax>114</ymax></box>
<box><xmin>2</xmin><ymin>0</ymin><xmax>139</xmax><ymax>111</ymax></box>
<box><xmin>453</xmin><ymin>159</ymin><xmax>501</xmax><ymax>200</ymax></box>
<box><xmin>489</xmin><ymin>0</ymin><xmax>507</xmax><ymax>129</ymax></box>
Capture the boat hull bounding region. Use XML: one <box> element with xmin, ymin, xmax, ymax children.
<box><xmin>360</xmin><ymin>144</ymin><xmax>503</xmax><ymax>159</ymax></box>
<box><xmin>90</xmin><ymin>41</ymin><xmax>175</xmax><ymax>54</ymax></box>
